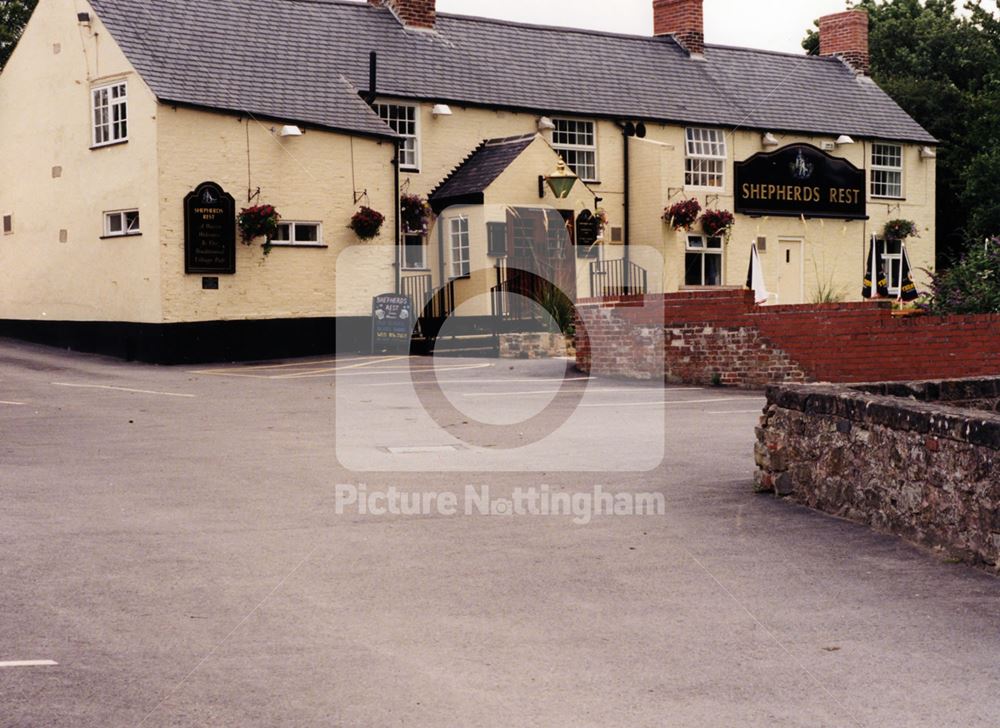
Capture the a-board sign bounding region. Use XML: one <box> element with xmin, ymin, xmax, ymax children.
<box><xmin>184</xmin><ymin>181</ymin><xmax>236</xmax><ymax>274</ymax></box>
<box><xmin>371</xmin><ymin>293</ymin><xmax>413</xmax><ymax>353</ymax></box>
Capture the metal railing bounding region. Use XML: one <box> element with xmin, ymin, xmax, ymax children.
<box><xmin>589</xmin><ymin>258</ymin><xmax>648</xmax><ymax>297</ymax></box>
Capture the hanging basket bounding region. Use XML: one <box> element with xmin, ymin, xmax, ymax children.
<box><xmin>883</xmin><ymin>219</ymin><xmax>919</xmax><ymax>241</ymax></box>
<box><xmin>701</xmin><ymin>209</ymin><xmax>735</xmax><ymax>238</ymax></box>
<box><xmin>663</xmin><ymin>198</ymin><xmax>702</xmax><ymax>231</ymax></box>
<box><xmin>237</xmin><ymin>204</ymin><xmax>280</xmax><ymax>245</ymax></box>
<box><xmin>400</xmin><ymin>194</ymin><xmax>432</xmax><ymax>235</ymax></box>
<box><xmin>350</xmin><ymin>206</ymin><xmax>386</xmax><ymax>241</ymax></box>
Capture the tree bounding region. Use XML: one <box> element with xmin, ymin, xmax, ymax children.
<box><xmin>0</xmin><ymin>0</ymin><xmax>37</xmax><ymax>72</ymax></box>
<box><xmin>803</xmin><ymin>0</ymin><xmax>1000</xmax><ymax>264</ymax></box>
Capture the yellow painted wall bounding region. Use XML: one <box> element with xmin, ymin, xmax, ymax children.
<box><xmin>155</xmin><ymin>108</ymin><xmax>396</xmax><ymax>321</ymax></box>
<box><xmin>0</xmin><ymin>12</ymin><xmax>937</xmax><ymax>327</ymax></box>
<box><xmin>0</xmin><ymin>0</ymin><xmax>162</xmax><ymax>322</ymax></box>
<box><xmin>397</xmin><ymin>100</ymin><xmax>935</xmax><ymax>305</ymax></box>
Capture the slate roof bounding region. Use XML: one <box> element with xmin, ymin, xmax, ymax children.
<box><xmin>429</xmin><ymin>134</ymin><xmax>537</xmax><ymax>211</ymax></box>
<box><xmin>86</xmin><ymin>0</ymin><xmax>936</xmax><ymax>144</ymax></box>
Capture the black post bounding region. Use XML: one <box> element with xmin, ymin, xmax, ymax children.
<box><xmin>393</xmin><ymin>140</ymin><xmax>401</xmax><ymax>295</ymax></box>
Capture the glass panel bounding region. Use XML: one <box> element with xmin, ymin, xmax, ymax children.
<box><xmin>107</xmin><ymin>213</ymin><xmax>122</xmax><ymax>234</ymax></box>
<box><xmin>685</xmin><ymin>253</ymin><xmax>703</xmax><ymax>285</ymax></box>
<box><xmin>686</xmin><ymin>236</ymin><xmax>704</xmax><ymax>249</ymax></box>
<box><xmin>706</xmin><ymin>236</ymin><xmax>723</xmax><ymax>249</ymax></box>
<box><xmin>704</xmin><ymin>253</ymin><xmax>722</xmax><ymax>286</ymax></box>
<box><xmin>272</xmin><ymin>224</ymin><xmax>291</xmax><ymax>242</ymax></box>
<box><xmin>125</xmin><ymin>210</ymin><xmax>140</xmax><ymax>232</ymax></box>
<box><xmin>403</xmin><ymin>235</ymin><xmax>425</xmax><ymax>268</ymax></box>
<box><xmin>295</xmin><ymin>224</ymin><xmax>319</xmax><ymax>243</ymax></box>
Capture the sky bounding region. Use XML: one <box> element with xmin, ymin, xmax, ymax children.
<box><xmin>429</xmin><ymin>0</ymin><xmax>999</xmax><ymax>54</ymax></box>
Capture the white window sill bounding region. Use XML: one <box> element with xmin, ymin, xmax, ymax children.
<box><xmin>90</xmin><ymin>140</ymin><xmax>129</xmax><ymax>151</ymax></box>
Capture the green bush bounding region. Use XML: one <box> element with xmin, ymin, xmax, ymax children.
<box><xmin>927</xmin><ymin>239</ymin><xmax>1000</xmax><ymax>314</ymax></box>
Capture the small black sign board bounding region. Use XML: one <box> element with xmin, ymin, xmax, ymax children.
<box><xmin>371</xmin><ymin>293</ymin><xmax>414</xmax><ymax>353</ymax></box>
<box><xmin>576</xmin><ymin>210</ymin><xmax>600</xmax><ymax>259</ymax></box>
<box><xmin>735</xmin><ymin>144</ymin><xmax>867</xmax><ymax>220</ymax></box>
<box><xmin>184</xmin><ymin>181</ymin><xmax>236</xmax><ymax>274</ymax></box>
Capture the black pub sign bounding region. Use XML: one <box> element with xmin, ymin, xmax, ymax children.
<box><xmin>184</xmin><ymin>181</ymin><xmax>236</xmax><ymax>274</ymax></box>
<box><xmin>735</xmin><ymin>144</ymin><xmax>867</xmax><ymax>220</ymax></box>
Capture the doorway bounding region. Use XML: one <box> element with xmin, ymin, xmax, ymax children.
<box><xmin>777</xmin><ymin>238</ymin><xmax>804</xmax><ymax>305</ymax></box>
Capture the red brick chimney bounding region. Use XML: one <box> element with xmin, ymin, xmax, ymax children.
<box><xmin>653</xmin><ymin>0</ymin><xmax>704</xmax><ymax>57</ymax></box>
<box><xmin>368</xmin><ymin>0</ymin><xmax>436</xmax><ymax>30</ymax></box>
<box><xmin>818</xmin><ymin>10</ymin><xmax>869</xmax><ymax>75</ymax></box>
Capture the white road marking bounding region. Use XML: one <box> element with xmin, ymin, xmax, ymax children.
<box><xmin>581</xmin><ymin>397</ymin><xmax>749</xmax><ymax>408</ymax></box>
<box><xmin>0</xmin><ymin>400</ymin><xmax>26</xmax><ymax>406</ymax></box>
<box><xmin>0</xmin><ymin>660</ymin><xmax>58</xmax><ymax>668</ymax></box>
<box><xmin>386</xmin><ymin>445</ymin><xmax>460</xmax><ymax>454</ymax></box>
<box><xmin>51</xmin><ymin>383</ymin><xmax>195</xmax><ymax>398</ymax></box>
<box><xmin>462</xmin><ymin>387</ymin><xmax>702</xmax><ymax>398</ymax></box>
<box><xmin>708</xmin><ymin>409</ymin><xmax>765</xmax><ymax>415</ymax></box>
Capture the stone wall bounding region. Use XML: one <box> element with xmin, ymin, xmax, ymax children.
<box><xmin>575</xmin><ymin>290</ymin><xmax>1000</xmax><ymax>386</ymax></box>
<box><xmin>754</xmin><ymin>378</ymin><xmax>1000</xmax><ymax>570</ymax></box>
<box><xmin>499</xmin><ymin>332</ymin><xmax>573</xmax><ymax>360</ymax></box>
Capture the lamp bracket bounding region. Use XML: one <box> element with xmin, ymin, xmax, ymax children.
<box><xmin>354</xmin><ymin>189</ymin><xmax>369</xmax><ymax>205</ymax></box>
<box><xmin>705</xmin><ymin>194</ymin><xmax>719</xmax><ymax>208</ymax></box>
<box><xmin>247</xmin><ymin>186</ymin><xmax>260</xmax><ymax>204</ymax></box>
<box><xmin>667</xmin><ymin>187</ymin><xmax>685</xmax><ymax>201</ymax></box>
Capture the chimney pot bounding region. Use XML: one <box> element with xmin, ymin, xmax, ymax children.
<box><xmin>818</xmin><ymin>10</ymin><xmax>869</xmax><ymax>75</ymax></box>
<box><xmin>653</xmin><ymin>0</ymin><xmax>704</xmax><ymax>57</ymax></box>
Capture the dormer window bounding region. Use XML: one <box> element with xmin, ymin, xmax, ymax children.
<box><xmin>92</xmin><ymin>81</ymin><xmax>128</xmax><ymax>147</ymax></box>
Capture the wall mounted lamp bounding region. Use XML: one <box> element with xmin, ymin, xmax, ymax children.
<box><xmin>761</xmin><ymin>132</ymin><xmax>779</xmax><ymax>147</ymax></box>
<box><xmin>432</xmin><ymin>104</ymin><xmax>453</xmax><ymax>117</ymax></box>
<box><xmin>835</xmin><ymin>134</ymin><xmax>855</xmax><ymax>146</ymax></box>
<box><xmin>538</xmin><ymin>158</ymin><xmax>578</xmax><ymax>199</ymax></box>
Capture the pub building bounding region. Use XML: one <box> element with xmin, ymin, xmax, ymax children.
<box><xmin>0</xmin><ymin>0</ymin><xmax>936</xmax><ymax>362</ymax></box>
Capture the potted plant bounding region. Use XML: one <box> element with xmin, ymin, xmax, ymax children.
<box><xmin>350</xmin><ymin>206</ymin><xmax>385</xmax><ymax>240</ymax></box>
<box><xmin>237</xmin><ymin>204</ymin><xmax>281</xmax><ymax>253</ymax></box>
<box><xmin>400</xmin><ymin>194</ymin><xmax>432</xmax><ymax>235</ymax></box>
<box><xmin>883</xmin><ymin>219</ymin><xmax>919</xmax><ymax>240</ymax></box>
<box><xmin>701</xmin><ymin>208</ymin><xmax>735</xmax><ymax>238</ymax></box>
<box><xmin>663</xmin><ymin>198</ymin><xmax>701</xmax><ymax>231</ymax></box>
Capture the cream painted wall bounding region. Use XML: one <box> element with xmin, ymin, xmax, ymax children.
<box><xmin>0</xmin><ymin>8</ymin><xmax>937</xmax><ymax>327</ymax></box>
<box><xmin>396</xmin><ymin>99</ymin><xmax>935</xmax><ymax>305</ymax></box>
<box><xmin>0</xmin><ymin>0</ymin><xmax>162</xmax><ymax>322</ymax></box>
<box><xmin>156</xmin><ymin>108</ymin><xmax>397</xmax><ymax>321</ymax></box>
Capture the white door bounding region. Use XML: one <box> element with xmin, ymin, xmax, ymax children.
<box><xmin>777</xmin><ymin>239</ymin><xmax>804</xmax><ymax>304</ymax></box>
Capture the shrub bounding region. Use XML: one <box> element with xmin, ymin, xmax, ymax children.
<box><xmin>927</xmin><ymin>239</ymin><xmax>1000</xmax><ymax>314</ymax></box>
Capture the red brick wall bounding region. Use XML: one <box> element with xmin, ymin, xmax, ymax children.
<box><xmin>653</xmin><ymin>0</ymin><xmax>704</xmax><ymax>55</ymax></box>
<box><xmin>575</xmin><ymin>289</ymin><xmax>1000</xmax><ymax>386</ymax></box>
<box><xmin>819</xmin><ymin>10</ymin><xmax>869</xmax><ymax>74</ymax></box>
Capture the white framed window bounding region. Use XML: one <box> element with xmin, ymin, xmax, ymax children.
<box><xmin>881</xmin><ymin>238</ymin><xmax>903</xmax><ymax>294</ymax></box>
<box><xmin>871</xmin><ymin>143</ymin><xmax>903</xmax><ymax>198</ymax></box>
<box><xmin>685</xmin><ymin>235</ymin><xmax>723</xmax><ymax>286</ymax></box>
<box><xmin>552</xmin><ymin>118</ymin><xmax>598</xmax><ymax>181</ymax></box>
<box><xmin>449</xmin><ymin>217</ymin><xmax>470</xmax><ymax>278</ymax></box>
<box><xmin>374</xmin><ymin>102</ymin><xmax>419</xmax><ymax>170</ymax></box>
<box><xmin>103</xmin><ymin>209</ymin><xmax>140</xmax><ymax>237</ymax></box>
<box><xmin>685</xmin><ymin>127</ymin><xmax>727</xmax><ymax>189</ymax></box>
<box><xmin>272</xmin><ymin>221</ymin><xmax>322</xmax><ymax>246</ymax></box>
<box><xmin>92</xmin><ymin>81</ymin><xmax>128</xmax><ymax>147</ymax></box>
<box><xmin>402</xmin><ymin>233</ymin><xmax>427</xmax><ymax>269</ymax></box>
<box><xmin>2</xmin><ymin>213</ymin><xmax>12</xmax><ymax>235</ymax></box>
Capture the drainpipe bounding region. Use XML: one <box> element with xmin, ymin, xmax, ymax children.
<box><xmin>621</xmin><ymin>124</ymin><xmax>632</xmax><ymax>292</ymax></box>
<box><xmin>393</xmin><ymin>139</ymin><xmax>402</xmax><ymax>294</ymax></box>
